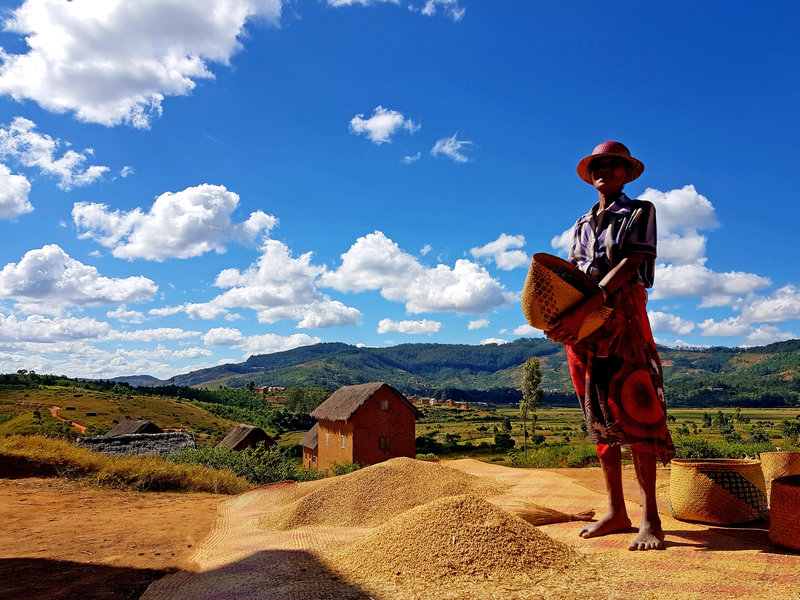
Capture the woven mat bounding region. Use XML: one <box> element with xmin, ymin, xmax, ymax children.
<box><xmin>143</xmin><ymin>460</ymin><xmax>800</xmax><ymax>600</ymax></box>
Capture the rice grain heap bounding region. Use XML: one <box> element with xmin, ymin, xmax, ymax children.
<box><xmin>332</xmin><ymin>494</ymin><xmax>584</xmax><ymax>582</ymax></box>
<box><xmin>260</xmin><ymin>457</ymin><xmax>508</xmax><ymax>529</ymax></box>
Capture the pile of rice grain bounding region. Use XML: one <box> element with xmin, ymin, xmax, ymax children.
<box><xmin>331</xmin><ymin>494</ymin><xmax>583</xmax><ymax>581</ymax></box>
<box><xmin>260</xmin><ymin>457</ymin><xmax>508</xmax><ymax>529</ymax></box>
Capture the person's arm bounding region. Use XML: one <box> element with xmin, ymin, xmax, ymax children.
<box><xmin>546</xmin><ymin>251</ymin><xmax>650</xmax><ymax>345</ymax></box>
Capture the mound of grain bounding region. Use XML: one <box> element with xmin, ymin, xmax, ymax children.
<box><xmin>261</xmin><ymin>457</ymin><xmax>507</xmax><ymax>529</ymax></box>
<box><xmin>333</xmin><ymin>494</ymin><xmax>583</xmax><ymax>581</ymax></box>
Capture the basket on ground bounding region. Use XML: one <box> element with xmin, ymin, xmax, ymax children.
<box><xmin>760</xmin><ymin>451</ymin><xmax>800</xmax><ymax>506</ymax></box>
<box><xmin>669</xmin><ymin>459</ymin><xmax>768</xmax><ymax>525</ymax></box>
<box><xmin>521</xmin><ymin>253</ymin><xmax>613</xmax><ymax>341</ymax></box>
<box><xmin>769</xmin><ymin>475</ymin><xmax>800</xmax><ymax>550</ymax></box>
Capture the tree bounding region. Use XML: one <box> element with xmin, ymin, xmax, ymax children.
<box><xmin>520</xmin><ymin>357</ymin><xmax>543</xmax><ymax>460</ymax></box>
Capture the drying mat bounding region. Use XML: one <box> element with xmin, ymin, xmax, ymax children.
<box><xmin>144</xmin><ymin>461</ymin><xmax>800</xmax><ymax>600</ymax></box>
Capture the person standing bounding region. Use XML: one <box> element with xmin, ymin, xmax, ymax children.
<box><xmin>547</xmin><ymin>141</ymin><xmax>674</xmax><ymax>551</ymax></box>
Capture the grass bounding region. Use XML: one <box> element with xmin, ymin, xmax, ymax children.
<box><xmin>0</xmin><ymin>435</ymin><xmax>251</xmax><ymax>494</ymax></box>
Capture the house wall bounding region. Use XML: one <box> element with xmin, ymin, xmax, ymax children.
<box><xmin>302</xmin><ymin>446</ymin><xmax>318</xmax><ymax>470</ymax></box>
<box><xmin>316</xmin><ymin>419</ymin><xmax>354</xmax><ymax>473</ymax></box>
<box><xmin>350</xmin><ymin>387</ymin><xmax>416</xmax><ymax>466</ymax></box>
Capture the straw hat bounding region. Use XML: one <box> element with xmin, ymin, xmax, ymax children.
<box><xmin>576</xmin><ymin>141</ymin><xmax>644</xmax><ymax>185</ymax></box>
<box><xmin>521</xmin><ymin>253</ymin><xmax>613</xmax><ymax>341</ymax></box>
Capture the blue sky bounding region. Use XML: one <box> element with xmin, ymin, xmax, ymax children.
<box><xmin>0</xmin><ymin>0</ymin><xmax>798</xmax><ymax>379</ymax></box>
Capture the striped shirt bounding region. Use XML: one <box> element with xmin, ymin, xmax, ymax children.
<box><xmin>568</xmin><ymin>193</ymin><xmax>657</xmax><ymax>288</ymax></box>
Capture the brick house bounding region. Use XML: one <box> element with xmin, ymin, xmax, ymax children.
<box><xmin>301</xmin><ymin>382</ymin><xmax>422</xmax><ymax>475</ymax></box>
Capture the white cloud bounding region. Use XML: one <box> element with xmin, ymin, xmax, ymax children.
<box><xmin>0</xmin><ymin>244</ymin><xmax>157</xmax><ymax>313</ymax></box>
<box><xmin>698</xmin><ymin>317</ymin><xmax>751</xmax><ymax>337</ymax></box>
<box><xmin>320</xmin><ymin>230</ymin><xmax>514</xmax><ymax>314</ymax></box>
<box><xmin>203</xmin><ymin>327</ymin><xmax>245</xmax><ymax>347</ymax></box>
<box><xmin>108</xmin><ymin>328</ymin><xmax>200</xmax><ymax>342</ymax></box>
<box><xmin>420</xmin><ymin>243</ymin><xmax>432</xmax><ymax>256</ymax></box>
<box><xmin>120</xmin><ymin>166</ymin><xmax>134</xmax><ymax>177</ymax></box>
<box><xmin>106</xmin><ymin>304</ymin><xmax>146</xmax><ymax>324</ymax></box>
<box><xmin>744</xmin><ymin>326</ymin><xmax>797</xmax><ymax>346</ymax></box>
<box><xmin>327</xmin><ymin>0</ymin><xmax>399</xmax><ymax>6</ymax></box>
<box><xmin>740</xmin><ymin>285</ymin><xmax>800</xmax><ymax>324</ymax></box>
<box><xmin>377</xmin><ymin>318</ymin><xmax>441</xmax><ymax>334</ymax></box>
<box><xmin>418</xmin><ymin>0</ymin><xmax>465</xmax><ymax>20</ymax></box>
<box><xmin>647</xmin><ymin>311</ymin><xmax>695</xmax><ymax>335</ymax></box>
<box><xmin>0</xmin><ymin>0</ymin><xmax>281</xmax><ymax>128</ymax></box>
<box><xmin>240</xmin><ymin>332</ymin><xmax>322</xmax><ymax>357</ymax></box>
<box><xmin>0</xmin><ymin>117</ymin><xmax>108</xmax><ymax>189</ymax></box>
<box><xmin>480</xmin><ymin>337</ymin><xmax>508</xmax><ymax>345</ymax></box>
<box><xmin>513</xmin><ymin>324</ymin><xmax>539</xmax><ymax>336</ymax></box>
<box><xmin>0</xmin><ymin>312</ymin><xmax>110</xmax><ymax>342</ymax></box>
<box><xmin>431</xmin><ymin>133</ymin><xmax>472</xmax><ymax>162</ymax></box>
<box><xmin>0</xmin><ymin>163</ymin><xmax>32</xmax><ymax>218</ymax></box>
<box><xmin>470</xmin><ymin>234</ymin><xmax>528</xmax><ymax>270</ymax></box>
<box><xmin>468</xmin><ymin>318</ymin><xmax>489</xmax><ymax>330</ymax></box>
<box><xmin>402</xmin><ymin>152</ymin><xmax>421</xmax><ymax>164</ymax></box>
<box><xmin>349</xmin><ymin>106</ymin><xmax>420</xmax><ymax>144</ymax></box>
<box><xmin>651</xmin><ymin>262</ymin><xmax>771</xmax><ymax>301</ymax></box>
<box><xmin>73</xmin><ymin>184</ymin><xmax>276</xmax><ymax>261</ymax></box>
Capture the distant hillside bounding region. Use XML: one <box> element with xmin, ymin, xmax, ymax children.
<box><xmin>113</xmin><ymin>338</ymin><xmax>800</xmax><ymax>408</ymax></box>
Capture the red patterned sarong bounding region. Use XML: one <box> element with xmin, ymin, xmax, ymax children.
<box><xmin>566</xmin><ymin>282</ymin><xmax>674</xmax><ymax>464</ymax></box>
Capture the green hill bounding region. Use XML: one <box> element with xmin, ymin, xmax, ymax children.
<box><xmin>116</xmin><ymin>338</ymin><xmax>800</xmax><ymax>408</ymax></box>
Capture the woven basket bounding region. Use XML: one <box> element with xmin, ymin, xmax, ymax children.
<box><xmin>669</xmin><ymin>458</ymin><xmax>769</xmax><ymax>525</ymax></box>
<box><xmin>521</xmin><ymin>253</ymin><xmax>613</xmax><ymax>341</ymax></box>
<box><xmin>760</xmin><ymin>451</ymin><xmax>800</xmax><ymax>506</ymax></box>
<box><xmin>769</xmin><ymin>474</ymin><xmax>800</xmax><ymax>550</ymax></box>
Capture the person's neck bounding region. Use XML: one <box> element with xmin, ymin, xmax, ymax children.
<box><xmin>597</xmin><ymin>189</ymin><xmax>623</xmax><ymax>212</ymax></box>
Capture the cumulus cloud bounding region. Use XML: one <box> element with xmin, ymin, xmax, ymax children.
<box><xmin>106</xmin><ymin>305</ymin><xmax>146</xmax><ymax>324</ymax></box>
<box><xmin>349</xmin><ymin>106</ymin><xmax>420</xmax><ymax>144</ymax></box>
<box><xmin>431</xmin><ymin>133</ymin><xmax>472</xmax><ymax>162</ymax></box>
<box><xmin>0</xmin><ymin>163</ymin><xmax>32</xmax><ymax>218</ymax></box>
<box><xmin>158</xmin><ymin>239</ymin><xmax>362</xmax><ymax>328</ymax></box>
<box><xmin>480</xmin><ymin>337</ymin><xmax>508</xmax><ymax>345</ymax></box>
<box><xmin>203</xmin><ymin>327</ymin><xmax>245</xmax><ymax>347</ymax></box>
<box><xmin>240</xmin><ymin>332</ymin><xmax>322</xmax><ymax>356</ymax></box>
<box><xmin>377</xmin><ymin>318</ymin><xmax>441</xmax><ymax>334</ymax></box>
<box><xmin>696</xmin><ymin>317</ymin><xmax>796</xmax><ymax>346</ymax></box>
<box><xmin>0</xmin><ymin>0</ymin><xmax>281</xmax><ymax>128</ymax></box>
<box><xmin>0</xmin><ymin>312</ymin><xmax>110</xmax><ymax>342</ymax></box>
<box><xmin>468</xmin><ymin>318</ymin><xmax>489</xmax><ymax>330</ymax></box>
<box><xmin>651</xmin><ymin>262</ymin><xmax>771</xmax><ymax>301</ymax></box>
<box><xmin>108</xmin><ymin>328</ymin><xmax>200</xmax><ymax>342</ymax></box>
<box><xmin>73</xmin><ymin>184</ymin><xmax>276</xmax><ymax>261</ymax></box>
<box><xmin>744</xmin><ymin>325</ymin><xmax>796</xmax><ymax>346</ymax></box>
<box><xmin>647</xmin><ymin>311</ymin><xmax>695</xmax><ymax>335</ymax></box>
<box><xmin>739</xmin><ymin>285</ymin><xmax>800</xmax><ymax>324</ymax></box>
<box><xmin>513</xmin><ymin>324</ymin><xmax>538</xmax><ymax>336</ymax></box>
<box><xmin>0</xmin><ymin>117</ymin><xmax>108</xmax><ymax>189</ymax></box>
<box><xmin>0</xmin><ymin>245</ymin><xmax>157</xmax><ymax>313</ymax></box>
<box><xmin>320</xmin><ymin>230</ymin><xmax>514</xmax><ymax>314</ymax></box>
<box><xmin>470</xmin><ymin>234</ymin><xmax>528</xmax><ymax>270</ymax></box>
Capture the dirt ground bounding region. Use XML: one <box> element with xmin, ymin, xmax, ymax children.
<box><xmin>0</xmin><ymin>477</ymin><xmax>223</xmax><ymax>600</ymax></box>
<box><xmin>0</xmin><ymin>466</ymin><xmax>670</xmax><ymax>600</ymax></box>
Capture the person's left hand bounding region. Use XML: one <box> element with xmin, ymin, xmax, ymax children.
<box><xmin>546</xmin><ymin>304</ymin><xmax>586</xmax><ymax>345</ymax></box>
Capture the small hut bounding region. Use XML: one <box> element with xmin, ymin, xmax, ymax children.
<box><xmin>105</xmin><ymin>418</ymin><xmax>162</xmax><ymax>436</ymax></box>
<box><xmin>216</xmin><ymin>424</ymin><xmax>275</xmax><ymax>451</ymax></box>
<box><xmin>299</xmin><ymin>423</ymin><xmax>319</xmax><ymax>470</ymax></box>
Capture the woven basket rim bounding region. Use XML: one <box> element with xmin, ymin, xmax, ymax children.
<box><xmin>671</xmin><ymin>458</ymin><xmax>762</xmax><ymax>467</ymax></box>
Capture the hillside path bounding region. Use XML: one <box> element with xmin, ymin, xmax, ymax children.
<box><xmin>48</xmin><ymin>405</ymin><xmax>87</xmax><ymax>434</ymax></box>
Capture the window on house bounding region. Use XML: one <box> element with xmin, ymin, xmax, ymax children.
<box><xmin>312</xmin><ymin>455</ymin><xmax>316</xmax><ymax>463</ymax></box>
<box><xmin>379</xmin><ymin>436</ymin><xmax>390</xmax><ymax>450</ymax></box>
<box><xmin>341</xmin><ymin>435</ymin><xmax>346</xmax><ymax>449</ymax></box>
<box><xmin>325</xmin><ymin>433</ymin><xmax>330</xmax><ymax>446</ymax></box>
<box><xmin>379</xmin><ymin>398</ymin><xmax>389</xmax><ymax>411</ymax></box>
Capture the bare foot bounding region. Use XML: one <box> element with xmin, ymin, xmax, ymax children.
<box><xmin>628</xmin><ymin>519</ymin><xmax>665</xmax><ymax>550</ymax></box>
<box><xmin>579</xmin><ymin>512</ymin><xmax>632</xmax><ymax>538</ymax></box>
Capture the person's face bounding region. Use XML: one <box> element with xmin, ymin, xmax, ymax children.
<box><xmin>589</xmin><ymin>157</ymin><xmax>630</xmax><ymax>194</ymax></box>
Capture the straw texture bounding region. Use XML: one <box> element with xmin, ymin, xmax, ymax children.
<box><xmin>760</xmin><ymin>451</ymin><xmax>800</xmax><ymax>505</ymax></box>
<box><xmin>669</xmin><ymin>459</ymin><xmax>768</xmax><ymax>525</ymax></box>
<box><xmin>522</xmin><ymin>253</ymin><xmax>612</xmax><ymax>341</ymax></box>
<box><xmin>769</xmin><ymin>474</ymin><xmax>800</xmax><ymax>551</ymax></box>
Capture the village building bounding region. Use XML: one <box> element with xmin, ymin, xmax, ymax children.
<box><xmin>216</xmin><ymin>424</ymin><xmax>275</xmax><ymax>451</ymax></box>
<box><xmin>301</xmin><ymin>382</ymin><xmax>422</xmax><ymax>475</ymax></box>
<box><xmin>299</xmin><ymin>423</ymin><xmax>319</xmax><ymax>470</ymax></box>
<box><xmin>105</xmin><ymin>418</ymin><xmax>163</xmax><ymax>436</ymax></box>
<box><xmin>77</xmin><ymin>417</ymin><xmax>195</xmax><ymax>456</ymax></box>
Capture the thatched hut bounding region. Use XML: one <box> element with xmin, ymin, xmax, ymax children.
<box><xmin>105</xmin><ymin>418</ymin><xmax>162</xmax><ymax>436</ymax></box>
<box><xmin>299</xmin><ymin>423</ymin><xmax>319</xmax><ymax>470</ymax></box>
<box><xmin>216</xmin><ymin>424</ymin><xmax>275</xmax><ymax>451</ymax></box>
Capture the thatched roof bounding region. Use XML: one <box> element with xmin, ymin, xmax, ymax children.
<box><xmin>299</xmin><ymin>423</ymin><xmax>318</xmax><ymax>450</ymax></box>
<box><xmin>310</xmin><ymin>382</ymin><xmax>421</xmax><ymax>422</ymax></box>
<box><xmin>78</xmin><ymin>432</ymin><xmax>195</xmax><ymax>456</ymax></box>
<box><xmin>105</xmin><ymin>418</ymin><xmax>162</xmax><ymax>437</ymax></box>
<box><xmin>216</xmin><ymin>424</ymin><xmax>275</xmax><ymax>450</ymax></box>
